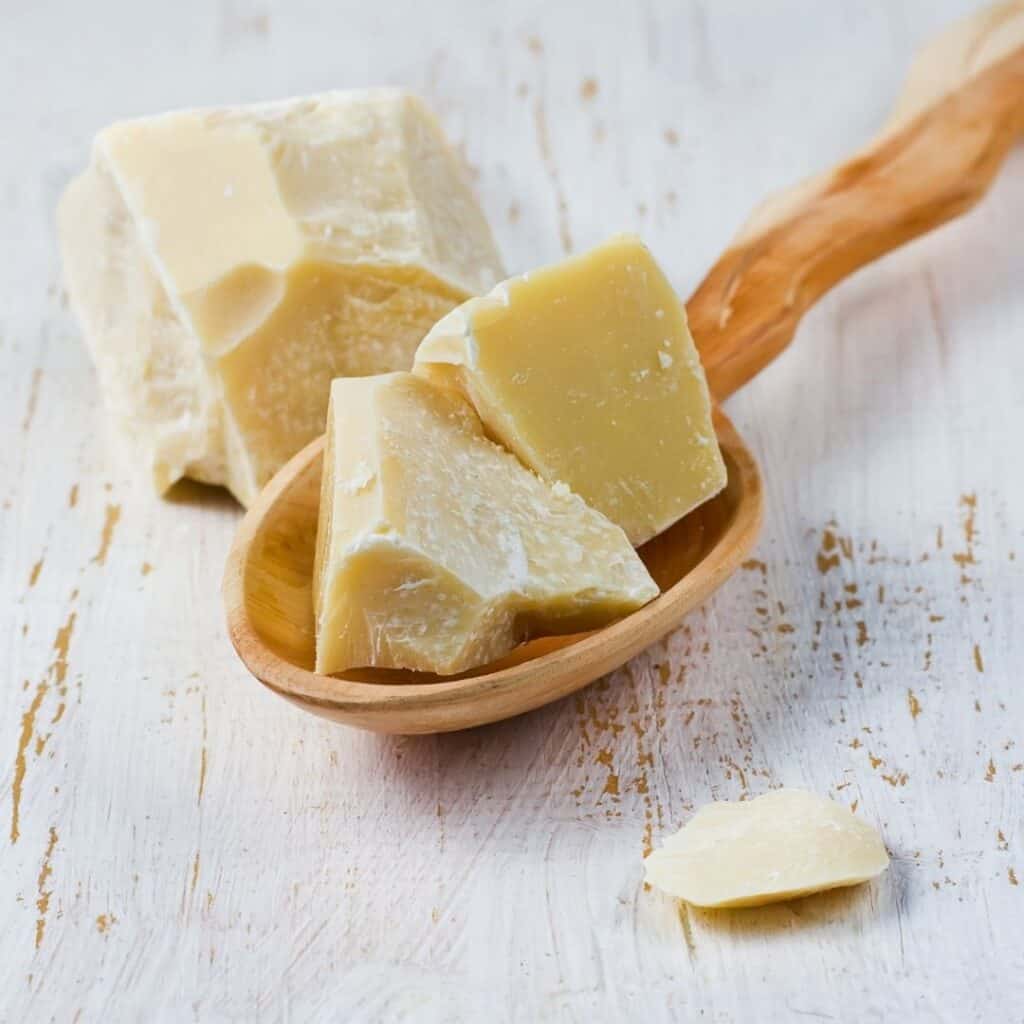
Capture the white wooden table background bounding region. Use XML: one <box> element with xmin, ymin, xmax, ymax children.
<box><xmin>3</xmin><ymin>1</ymin><xmax>1022</xmax><ymax>1020</ymax></box>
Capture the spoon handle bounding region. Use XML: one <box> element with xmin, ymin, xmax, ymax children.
<box><xmin>688</xmin><ymin>2</ymin><xmax>1024</xmax><ymax>401</ymax></box>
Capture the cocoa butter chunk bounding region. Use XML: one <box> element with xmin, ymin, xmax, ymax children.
<box><xmin>414</xmin><ymin>234</ymin><xmax>725</xmax><ymax>546</ymax></box>
<box><xmin>314</xmin><ymin>373</ymin><xmax>658</xmax><ymax>676</ymax></box>
<box><xmin>59</xmin><ymin>90</ymin><xmax>503</xmax><ymax>505</ymax></box>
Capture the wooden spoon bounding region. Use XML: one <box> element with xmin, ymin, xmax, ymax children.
<box><xmin>223</xmin><ymin>4</ymin><xmax>1024</xmax><ymax>734</ymax></box>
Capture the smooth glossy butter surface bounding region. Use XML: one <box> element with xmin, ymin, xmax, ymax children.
<box><xmin>59</xmin><ymin>89</ymin><xmax>503</xmax><ymax>505</ymax></box>
<box><xmin>313</xmin><ymin>373</ymin><xmax>658</xmax><ymax>676</ymax></box>
<box><xmin>414</xmin><ymin>235</ymin><xmax>726</xmax><ymax>545</ymax></box>
<box><xmin>645</xmin><ymin>789</ymin><xmax>889</xmax><ymax>909</ymax></box>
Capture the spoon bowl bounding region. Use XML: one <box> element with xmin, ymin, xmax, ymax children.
<box><xmin>223</xmin><ymin>408</ymin><xmax>762</xmax><ymax>733</ymax></box>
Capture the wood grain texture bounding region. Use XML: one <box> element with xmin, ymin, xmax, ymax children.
<box><xmin>2</xmin><ymin>1</ymin><xmax>1023</xmax><ymax>1020</ymax></box>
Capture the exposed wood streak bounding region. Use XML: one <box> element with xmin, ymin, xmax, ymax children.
<box><xmin>21</xmin><ymin>368</ymin><xmax>43</xmax><ymax>433</ymax></box>
<box><xmin>953</xmin><ymin>493</ymin><xmax>978</xmax><ymax>583</ymax></box>
<box><xmin>27</xmin><ymin>555</ymin><xmax>45</xmax><ymax>589</ymax></box>
<box><xmin>10</xmin><ymin>683</ymin><xmax>47</xmax><ymax>845</ymax></box>
<box><xmin>907</xmin><ymin>690</ymin><xmax>922</xmax><ymax>719</ymax></box>
<box><xmin>817</xmin><ymin>552</ymin><xmax>840</xmax><ymax>574</ymax></box>
<box><xmin>91</xmin><ymin>504</ymin><xmax>122</xmax><ymax>566</ymax></box>
<box><xmin>197</xmin><ymin>693</ymin><xmax>208</xmax><ymax>805</ymax></box>
<box><xmin>52</xmin><ymin>611</ymin><xmax>77</xmax><ymax>690</ymax></box>
<box><xmin>11</xmin><ymin>609</ymin><xmax>78</xmax><ymax>844</ymax></box>
<box><xmin>34</xmin><ymin>826</ymin><xmax>58</xmax><ymax>950</ymax></box>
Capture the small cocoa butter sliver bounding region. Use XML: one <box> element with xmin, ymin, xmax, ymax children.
<box><xmin>645</xmin><ymin>788</ymin><xmax>888</xmax><ymax>909</ymax></box>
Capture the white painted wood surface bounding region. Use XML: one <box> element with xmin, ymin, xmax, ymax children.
<box><xmin>3</xmin><ymin>1</ymin><xmax>1022</xmax><ymax>1019</ymax></box>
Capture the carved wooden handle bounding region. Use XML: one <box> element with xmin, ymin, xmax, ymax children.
<box><xmin>688</xmin><ymin>2</ymin><xmax>1024</xmax><ymax>400</ymax></box>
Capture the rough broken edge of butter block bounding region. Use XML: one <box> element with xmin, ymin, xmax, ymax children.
<box><xmin>645</xmin><ymin>789</ymin><xmax>889</xmax><ymax>909</ymax></box>
<box><xmin>313</xmin><ymin>372</ymin><xmax>659</xmax><ymax>676</ymax></box>
<box><xmin>413</xmin><ymin>234</ymin><xmax>727</xmax><ymax>546</ymax></box>
<box><xmin>57</xmin><ymin>89</ymin><xmax>504</xmax><ymax>506</ymax></box>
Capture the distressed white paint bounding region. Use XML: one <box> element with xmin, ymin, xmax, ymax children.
<box><xmin>2</xmin><ymin>1</ymin><xmax>1022</xmax><ymax>1020</ymax></box>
